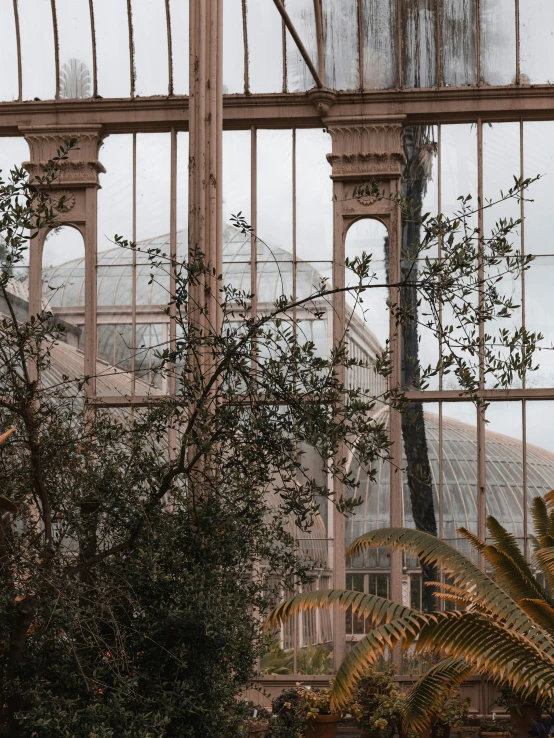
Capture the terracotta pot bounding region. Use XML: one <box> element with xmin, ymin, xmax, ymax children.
<box><xmin>508</xmin><ymin>702</ymin><xmax>542</xmax><ymax>738</ymax></box>
<box><xmin>304</xmin><ymin>713</ymin><xmax>341</xmax><ymax>738</ymax></box>
<box><xmin>245</xmin><ymin>721</ymin><xmax>269</xmax><ymax>738</ymax></box>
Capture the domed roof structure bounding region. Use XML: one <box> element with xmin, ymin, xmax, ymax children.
<box><xmin>43</xmin><ymin>226</ymin><xmax>328</xmax><ymax>309</ymax></box>
<box><xmin>347</xmin><ymin>411</ymin><xmax>554</xmax><ymax>566</ymax></box>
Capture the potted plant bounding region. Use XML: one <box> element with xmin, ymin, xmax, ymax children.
<box><xmin>239</xmin><ymin>701</ymin><xmax>272</xmax><ymax>737</ymax></box>
<box><xmin>430</xmin><ymin>695</ymin><xmax>471</xmax><ymax>738</ymax></box>
<box><xmin>348</xmin><ymin>664</ymin><xmax>408</xmax><ymax>738</ymax></box>
<box><xmin>271</xmin><ymin>685</ymin><xmax>341</xmax><ymax>738</ymax></box>
<box><xmin>479</xmin><ymin>717</ymin><xmax>511</xmax><ymax>738</ymax></box>
<box><xmin>493</xmin><ymin>687</ymin><xmax>543</xmax><ymax>738</ymax></box>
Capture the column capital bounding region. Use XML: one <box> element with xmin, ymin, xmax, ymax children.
<box><xmin>18</xmin><ymin>124</ymin><xmax>105</xmax><ymax>189</ymax></box>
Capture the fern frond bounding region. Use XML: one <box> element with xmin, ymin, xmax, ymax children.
<box><xmin>414</xmin><ymin>612</ymin><xmax>554</xmax><ymax>701</ymax></box>
<box><xmin>265</xmin><ymin>589</ymin><xmax>422</xmax><ymax>631</ymax></box>
<box><xmin>331</xmin><ymin>615</ymin><xmax>428</xmax><ymax>709</ymax></box>
<box><xmin>403</xmin><ymin>658</ymin><xmax>475</xmax><ymax>733</ymax></box>
<box><xmin>517</xmin><ymin>598</ymin><xmax>554</xmax><ymax>638</ymax></box>
<box><xmin>532</xmin><ymin>496</ymin><xmax>550</xmax><ymax>538</ymax></box>
<box><xmin>347</xmin><ymin>528</ymin><xmax>534</xmax><ymax>634</ymax></box>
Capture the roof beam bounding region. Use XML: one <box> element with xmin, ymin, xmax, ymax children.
<box><xmin>272</xmin><ymin>0</ymin><xmax>323</xmax><ymax>89</ymax></box>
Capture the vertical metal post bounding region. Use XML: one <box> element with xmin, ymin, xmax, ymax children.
<box><xmin>84</xmin><ymin>190</ymin><xmax>98</xmax><ymax>398</ymax></box>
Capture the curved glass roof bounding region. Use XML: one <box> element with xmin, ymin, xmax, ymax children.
<box><xmin>1</xmin><ymin>0</ymin><xmax>552</xmax><ymax>103</ymax></box>
<box><xmin>43</xmin><ymin>226</ymin><xmax>327</xmax><ymax>308</ymax></box>
<box><xmin>347</xmin><ymin>411</ymin><xmax>554</xmax><ymax>560</ymax></box>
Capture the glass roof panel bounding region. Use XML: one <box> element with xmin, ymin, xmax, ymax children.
<box><xmin>285</xmin><ymin>1</ymin><xmax>316</xmax><ymax>93</ymax></box>
<box><xmin>223</xmin><ymin>0</ymin><xmax>245</xmax><ymax>94</ymax></box>
<box><xmin>131</xmin><ymin>0</ymin><xmax>169</xmax><ymax>97</ymax></box>
<box><xmin>169</xmin><ymin>0</ymin><xmax>189</xmax><ymax>95</ymax></box>
<box><xmin>322</xmin><ymin>0</ymin><xmax>360</xmax><ymax>90</ymax></box>
<box><xmin>56</xmin><ymin>0</ymin><xmax>94</xmax><ymax>99</ymax></box>
<box><xmin>480</xmin><ymin>0</ymin><xmax>516</xmax><ymax>86</ymax></box>
<box><xmin>403</xmin><ymin>0</ymin><xmax>437</xmax><ymax>88</ymax></box>
<box><xmin>0</xmin><ymin>0</ymin><xmax>19</xmax><ymax>101</ymax></box>
<box><xmin>19</xmin><ymin>0</ymin><xmax>56</xmax><ymax>100</ymax></box>
<box><xmin>520</xmin><ymin>0</ymin><xmax>554</xmax><ymax>84</ymax></box>
<box><xmin>247</xmin><ymin>0</ymin><xmax>283</xmax><ymax>93</ymax></box>
<box><xmin>441</xmin><ymin>0</ymin><xmax>477</xmax><ymax>86</ymax></box>
<box><xmin>362</xmin><ymin>0</ymin><xmax>398</xmax><ymax>89</ymax></box>
<box><xmin>92</xmin><ymin>0</ymin><xmax>131</xmax><ymax>98</ymax></box>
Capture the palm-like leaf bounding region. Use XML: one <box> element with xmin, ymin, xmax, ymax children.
<box><xmin>267</xmin><ymin>509</ymin><xmax>554</xmax><ymax>730</ymax></box>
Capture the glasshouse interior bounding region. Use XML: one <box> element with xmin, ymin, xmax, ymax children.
<box><xmin>3</xmin><ymin>1</ymin><xmax>554</xmax><ymax>737</ymax></box>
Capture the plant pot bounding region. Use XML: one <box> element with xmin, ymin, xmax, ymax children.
<box><xmin>245</xmin><ymin>721</ymin><xmax>269</xmax><ymax>738</ymax></box>
<box><xmin>508</xmin><ymin>703</ymin><xmax>542</xmax><ymax>738</ymax></box>
<box><xmin>431</xmin><ymin>724</ymin><xmax>451</xmax><ymax>738</ymax></box>
<box><xmin>304</xmin><ymin>713</ymin><xmax>341</xmax><ymax>738</ymax></box>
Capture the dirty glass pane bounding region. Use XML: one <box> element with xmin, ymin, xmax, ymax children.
<box><xmin>19</xmin><ymin>0</ymin><xmax>56</xmax><ymax>100</ymax></box>
<box><xmin>523</xmin><ymin>121</ymin><xmax>554</xmax><ymax>256</ymax></box>
<box><xmin>93</xmin><ymin>0</ymin><xmax>132</xmax><ymax>98</ymax></box>
<box><xmin>257</xmin><ymin>130</ymin><xmax>293</xmax><ymax>275</ymax></box>
<box><xmin>131</xmin><ymin>0</ymin><xmax>169</xmax><ymax>97</ymax></box>
<box><xmin>322</xmin><ymin>0</ymin><xmax>359</xmax><ymax>90</ymax></box>
<box><xmin>246</xmin><ymin>0</ymin><xmax>283</xmax><ymax>93</ymax></box>
<box><xmin>441</xmin><ymin>0</ymin><xmax>477</xmax><ymax>86</ymax></box>
<box><xmin>520</xmin><ymin>1</ymin><xmax>554</xmax><ymax>85</ymax></box>
<box><xmin>0</xmin><ymin>0</ymin><xmax>19</xmax><ymax>101</ymax></box>
<box><xmin>362</xmin><ymin>0</ymin><xmax>398</xmax><ymax>89</ymax></box>
<box><xmin>223</xmin><ymin>0</ymin><xmax>245</xmax><ymax>94</ymax></box>
<box><xmin>296</xmin><ymin>129</ymin><xmax>332</xmax><ymax>263</ymax></box>
<box><xmin>169</xmin><ymin>0</ymin><xmax>189</xmax><ymax>95</ymax></box>
<box><xmin>136</xmin><ymin>133</ymin><xmax>171</xmax><ymax>246</ymax></box>
<box><xmin>286</xmin><ymin>0</ymin><xmax>317</xmax><ymax>92</ymax></box>
<box><xmin>56</xmin><ymin>0</ymin><xmax>94</xmax><ymax>99</ymax></box>
<box><xmin>223</xmin><ymin>130</ymin><xmax>251</xmax><ymax>228</ymax></box>
<box><xmin>480</xmin><ymin>0</ymin><xmax>516</xmax><ymax>86</ymax></box>
<box><xmin>403</xmin><ymin>0</ymin><xmax>436</xmax><ymax>88</ymax></box>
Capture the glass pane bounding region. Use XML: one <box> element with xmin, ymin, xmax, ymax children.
<box><xmin>223</xmin><ymin>0</ymin><xmax>245</xmax><ymax>94</ymax></box>
<box><xmin>0</xmin><ymin>0</ymin><xmax>19</xmax><ymax>101</ymax></box>
<box><xmin>92</xmin><ymin>0</ymin><xmax>131</xmax><ymax>98</ymax></box>
<box><xmin>286</xmin><ymin>0</ymin><xmax>317</xmax><ymax>92</ymax></box>
<box><xmin>19</xmin><ymin>0</ymin><xmax>56</xmax><ymax>100</ymax></box>
<box><xmin>131</xmin><ymin>0</ymin><xmax>169</xmax><ymax>97</ymax></box>
<box><xmin>441</xmin><ymin>0</ymin><xmax>477</xmax><ymax>86</ymax></box>
<box><xmin>223</xmin><ymin>130</ymin><xmax>251</xmax><ymax>237</ymax></box>
<box><xmin>480</xmin><ymin>0</ymin><xmax>516</xmax><ymax>86</ymax></box>
<box><xmin>403</xmin><ymin>0</ymin><xmax>437</xmax><ymax>88</ymax></box>
<box><xmin>176</xmin><ymin>131</ymin><xmax>188</xmax><ymax>248</ymax></box>
<box><xmin>0</xmin><ymin>138</ymin><xmax>30</xmax><ymax>272</ymax></box>
<box><xmin>440</xmin><ymin>123</ymin><xmax>478</xmax><ymax>220</ymax></box>
<box><xmin>520</xmin><ymin>1</ymin><xmax>554</xmax><ymax>85</ymax></box>
<box><xmin>344</xmin><ymin>218</ymin><xmax>389</xmax><ymax>344</ymax></box>
<box><xmin>523</xmin><ymin>121</ymin><xmax>554</xmax><ymax>256</ymax></box>
<box><xmin>169</xmin><ymin>0</ymin><xmax>189</xmax><ymax>95</ymax></box>
<box><xmin>246</xmin><ymin>0</ymin><xmax>283</xmax><ymax>93</ymax></box>
<box><xmin>295</xmin><ymin>129</ymin><xmax>332</xmax><ymax>263</ymax></box>
<box><xmin>56</xmin><ymin>0</ymin><xmax>94</xmax><ymax>99</ymax></box>
<box><xmin>441</xmin><ymin>403</ymin><xmax>478</xmax><ymax>545</ymax></box>
<box><xmin>256</xmin><ymin>130</ymin><xmax>293</xmax><ymax>275</ymax></box>
<box><xmin>322</xmin><ymin>0</ymin><xmax>359</xmax><ymax>90</ymax></box>
<box><xmin>485</xmin><ymin>402</ymin><xmax>523</xmax><ymax>543</ymax></box>
<box><xmin>42</xmin><ymin>226</ymin><xmax>86</xmax><ymax>310</ymax></box>
<box><xmin>526</xmin><ymin>402</ymin><xmax>554</xmax><ymax>542</ymax></box>
<box><xmin>362</xmin><ymin>0</ymin><xmax>398</xmax><ymax>89</ymax></box>
<box><xmin>98</xmin><ymin>134</ymin><xmax>134</xmax><ymax>254</ymax></box>
<box><xmin>525</xmin><ymin>256</ymin><xmax>554</xmax><ymax>388</ymax></box>
<box><xmin>136</xmin><ymin>133</ymin><xmax>171</xmax><ymax>244</ymax></box>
